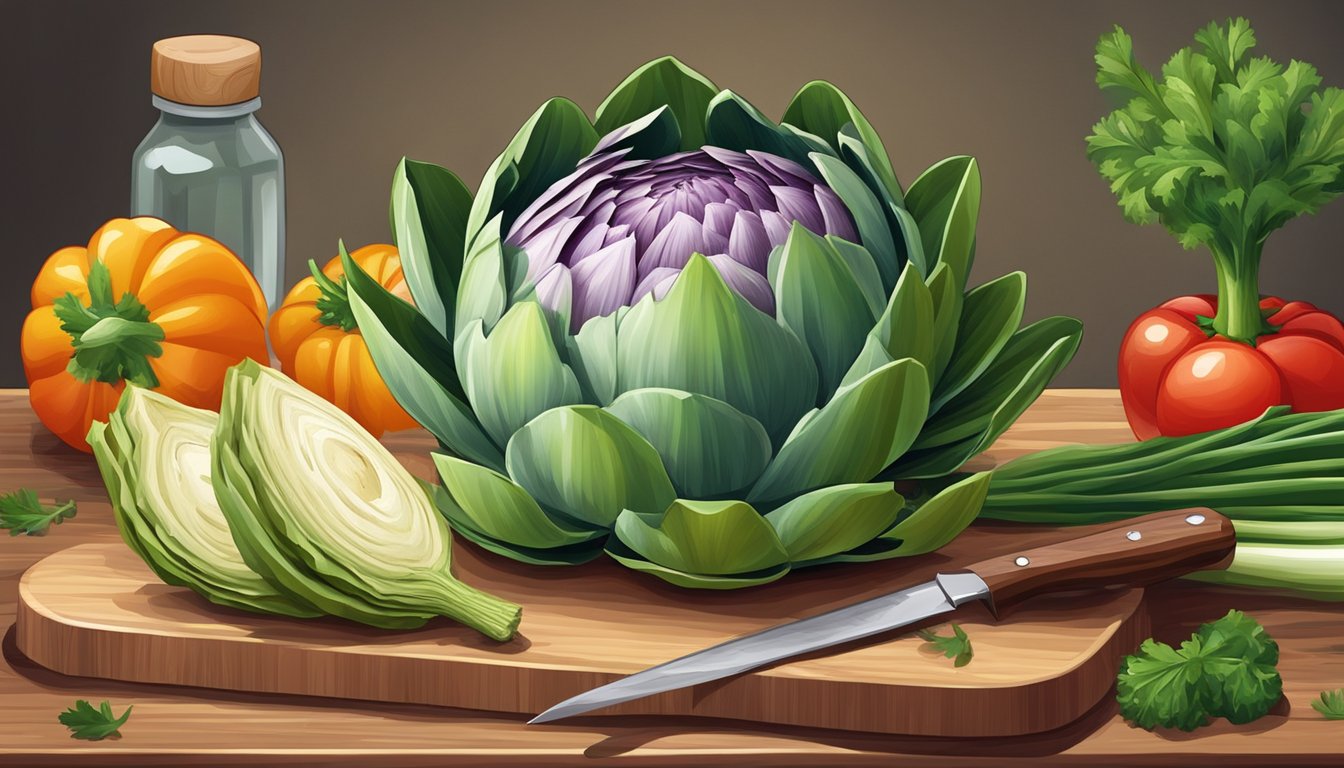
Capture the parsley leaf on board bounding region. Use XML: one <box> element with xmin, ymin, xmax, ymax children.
<box><xmin>917</xmin><ymin>622</ymin><xmax>973</xmax><ymax>667</ymax></box>
<box><xmin>1116</xmin><ymin>610</ymin><xmax>1281</xmax><ymax>731</ymax></box>
<box><xmin>0</xmin><ymin>489</ymin><xmax>77</xmax><ymax>536</ymax></box>
<box><xmin>1312</xmin><ymin>689</ymin><xmax>1344</xmax><ymax>720</ymax></box>
<box><xmin>58</xmin><ymin>700</ymin><xmax>132</xmax><ymax>741</ymax></box>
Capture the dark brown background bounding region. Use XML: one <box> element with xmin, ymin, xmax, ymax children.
<box><xmin>4</xmin><ymin>0</ymin><xmax>1344</xmax><ymax>387</ymax></box>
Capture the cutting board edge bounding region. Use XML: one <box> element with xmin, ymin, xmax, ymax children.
<box><xmin>14</xmin><ymin>542</ymin><xmax>1151</xmax><ymax>738</ymax></box>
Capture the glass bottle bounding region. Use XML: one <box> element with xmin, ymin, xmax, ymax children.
<box><xmin>132</xmin><ymin>35</ymin><xmax>285</xmax><ymax>310</ymax></box>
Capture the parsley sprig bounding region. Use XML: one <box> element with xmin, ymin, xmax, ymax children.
<box><xmin>1086</xmin><ymin>18</ymin><xmax>1344</xmax><ymax>343</ymax></box>
<box><xmin>0</xmin><ymin>489</ymin><xmax>77</xmax><ymax>536</ymax></box>
<box><xmin>1117</xmin><ymin>610</ymin><xmax>1281</xmax><ymax>731</ymax></box>
<box><xmin>58</xmin><ymin>700</ymin><xmax>132</xmax><ymax>741</ymax></box>
<box><xmin>1312</xmin><ymin>689</ymin><xmax>1344</xmax><ymax>720</ymax></box>
<box><xmin>917</xmin><ymin>622</ymin><xmax>974</xmax><ymax>667</ymax></box>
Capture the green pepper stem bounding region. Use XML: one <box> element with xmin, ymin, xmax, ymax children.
<box><xmin>310</xmin><ymin>259</ymin><xmax>359</xmax><ymax>332</ymax></box>
<box><xmin>1211</xmin><ymin>240</ymin><xmax>1267</xmax><ymax>343</ymax></box>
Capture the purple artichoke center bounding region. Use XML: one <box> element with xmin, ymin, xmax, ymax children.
<box><xmin>505</xmin><ymin>140</ymin><xmax>858</xmax><ymax>332</ymax></box>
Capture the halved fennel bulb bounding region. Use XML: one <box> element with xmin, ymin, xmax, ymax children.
<box><xmin>212</xmin><ymin>359</ymin><xmax>521</xmax><ymax>641</ymax></box>
<box><xmin>88</xmin><ymin>386</ymin><xmax>318</xmax><ymax>617</ymax></box>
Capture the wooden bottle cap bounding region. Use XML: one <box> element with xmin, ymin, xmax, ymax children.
<box><xmin>151</xmin><ymin>35</ymin><xmax>261</xmax><ymax>106</ymax></box>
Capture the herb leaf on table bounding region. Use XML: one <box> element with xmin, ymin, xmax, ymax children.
<box><xmin>1312</xmin><ymin>689</ymin><xmax>1344</xmax><ymax>720</ymax></box>
<box><xmin>917</xmin><ymin>623</ymin><xmax>973</xmax><ymax>667</ymax></box>
<box><xmin>0</xmin><ymin>489</ymin><xmax>76</xmax><ymax>536</ymax></box>
<box><xmin>1117</xmin><ymin>610</ymin><xmax>1281</xmax><ymax>731</ymax></box>
<box><xmin>58</xmin><ymin>700</ymin><xmax>132</xmax><ymax>741</ymax></box>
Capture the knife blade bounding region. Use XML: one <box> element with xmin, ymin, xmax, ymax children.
<box><xmin>529</xmin><ymin>507</ymin><xmax>1235</xmax><ymax>725</ymax></box>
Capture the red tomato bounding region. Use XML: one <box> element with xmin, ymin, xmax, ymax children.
<box><xmin>1119</xmin><ymin>295</ymin><xmax>1344</xmax><ymax>438</ymax></box>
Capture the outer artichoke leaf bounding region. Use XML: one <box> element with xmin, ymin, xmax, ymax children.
<box><xmin>764</xmin><ymin>483</ymin><xmax>904</xmax><ymax>563</ymax></box>
<box><xmin>917</xmin><ymin>316</ymin><xmax>1083</xmax><ymax>450</ymax></box>
<box><xmin>455</xmin><ymin>214</ymin><xmax>510</xmax><ymax>333</ymax></box>
<box><xmin>592</xmin><ymin>104</ymin><xmax>681</xmax><ymax>161</ymax></box>
<box><xmin>835</xmin><ymin>123</ymin><xmax>904</xmax><ymax>209</ymax></box>
<box><xmin>748</xmin><ymin>358</ymin><xmax>930</xmax><ymax>505</ymax></box>
<box><xmin>705</xmin><ymin>90</ymin><xmax>824</xmax><ymax>173</ymax></box>
<box><xmin>905</xmin><ymin>156</ymin><xmax>981</xmax><ymax>288</ymax></box>
<box><xmin>458</xmin><ymin>302</ymin><xmax>584</xmax><ymax>447</ymax></box>
<box><xmin>773</xmin><ymin>223</ymin><xmax>879</xmax><ymax>400</ymax></box>
<box><xmin>595</xmin><ymin>56</ymin><xmax>717</xmax><ymax>152</ymax></box>
<box><xmin>438</xmin><ymin>503</ymin><xmax>608</xmax><ymax>566</ymax></box>
<box><xmin>605</xmin><ymin>537</ymin><xmax>791</xmax><ymax>589</ymax></box>
<box><xmin>889</xmin><ymin>203</ymin><xmax>929</xmax><ymax>279</ymax></box>
<box><xmin>390</xmin><ymin>158</ymin><xmax>472</xmax><ymax>338</ymax></box>
<box><xmin>880</xmin><ymin>472</ymin><xmax>990</xmax><ymax>553</ymax></box>
<box><xmin>782</xmin><ymin>80</ymin><xmax>900</xmax><ymax>202</ymax></box>
<box><xmin>932</xmin><ymin>271</ymin><xmax>1027</xmax><ymax>413</ymax></box>
<box><xmin>345</xmin><ymin>250</ymin><xmax>506</xmax><ymax>473</ymax></box>
<box><xmin>779</xmin><ymin>123</ymin><xmax>841</xmax><ymax>158</ymax></box>
<box><xmin>567</xmin><ymin>307</ymin><xmax>625</xmax><ymax>404</ymax></box>
<box><xmin>616</xmin><ymin>254</ymin><xmax>818</xmax><ymax>445</ymax></box>
<box><xmin>605</xmin><ymin>388</ymin><xmax>773</xmax><ymax>499</ymax></box>
<box><xmin>506</xmin><ymin>404</ymin><xmax>676</xmax><ymax>529</ymax></box>
<box><xmin>825</xmin><ymin>236</ymin><xmax>886</xmax><ymax>319</ymax></box>
<box><xmin>465</xmin><ymin>97</ymin><xmax>598</xmax><ymax>240</ymax></box>
<box><xmin>891</xmin><ymin>318</ymin><xmax>1082</xmax><ymax>478</ymax></box>
<box><xmin>862</xmin><ymin>262</ymin><xmax>936</xmax><ymax>379</ymax></box>
<box><xmin>809</xmin><ymin>152</ymin><xmax>901</xmax><ymax>290</ymax></box>
<box><xmin>926</xmin><ymin>261</ymin><xmax>963</xmax><ymax>386</ymax></box>
<box><xmin>432</xmin><ymin>454</ymin><xmax>605</xmax><ymax>552</ymax></box>
<box><xmin>612</xmin><ymin>500</ymin><xmax>790</xmax><ymax>576</ymax></box>
<box><xmin>834</xmin><ymin>129</ymin><xmax>913</xmax><ymax>272</ymax></box>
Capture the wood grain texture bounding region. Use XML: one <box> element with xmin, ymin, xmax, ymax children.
<box><xmin>151</xmin><ymin>35</ymin><xmax>261</xmax><ymax>106</ymax></box>
<box><xmin>966</xmin><ymin>509</ymin><xmax>1237</xmax><ymax>612</ymax></box>
<box><xmin>14</xmin><ymin>540</ymin><xmax>1147</xmax><ymax>738</ymax></box>
<box><xmin>0</xmin><ymin>389</ymin><xmax>1341</xmax><ymax>766</ymax></box>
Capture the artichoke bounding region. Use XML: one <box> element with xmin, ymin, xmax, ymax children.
<box><xmin>347</xmin><ymin>57</ymin><xmax>1083</xmax><ymax>588</ymax></box>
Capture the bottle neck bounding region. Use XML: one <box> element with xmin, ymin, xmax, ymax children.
<box><xmin>152</xmin><ymin>94</ymin><xmax>260</xmax><ymax>121</ymax></box>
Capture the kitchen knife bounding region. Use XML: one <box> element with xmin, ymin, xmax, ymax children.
<box><xmin>529</xmin><ymin>507</ymin><xmax>1235</xmax><ymax>725</ymax></box>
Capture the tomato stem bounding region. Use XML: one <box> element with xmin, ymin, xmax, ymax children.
<box><xmin>1211</xmin><ymin>241</ymin><xmax>1268</xmax><ymax>344</ymax></box>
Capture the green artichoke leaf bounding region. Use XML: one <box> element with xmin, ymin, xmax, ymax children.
<box><xmin>458</xmin><ymin>301</ymin><xmax>584</xmax><ymax>448</ymax></box>
<box><xmin>344</xmin><ymin>247</ymin><xmax>505</xmax><ymax>473</ymax></box>
<box><xmin>705</xmin><ymin>90</ymin><xmax>826</xmax><ymax>173</ymax></box>
<box><xmin>845</xmin><ymin>262</ymin><xmax>936</xmax><ymax>386</ymax></box>
<box><xmin>612</xmin><ymin>499</ymin><xmax>791</xmax><ymax>579</ymax></box>
<box><xmin>891</xmin><ymin>317</ymin><xmax>1083</xmax><ymax>478</ymax></box>
<box><xmin>455</xmin><ymin>214</ymin><xmax>511</xmax><ymax>334</ymax></box>
<box><xmin>834</xmin><ymin>128</ymin><xmax>916</xmax><ymax>273</ymax></box>
<box><xmin>812</xmin><ymin>472</ymin><xmax>990</xmax><ymax>565</ymax></box>
<box><xmin>926</xmin><ymin>261</ymin><xmax>963</xmax><ymax>386</ymax></box>
<box><xmin>567</xmin><ymin>307</ymin><xmax>625</xmax><ymax>404</ymax></box>
<box><xmin>605</xmin><ymin>388</ymin><xmax>773</xmax><ymax>499</ymax></box>
<box><xmin>779</xmin><ymin>123</ymin><xmax>842</xmax><ymax>158</ymax></box>
<box><xmin>465</xmin><ymin>97</ymin><xmax>598</xmax><ymax>243</ymax></box>
<box><xmin>764</xmin><ymin>483</ymin><xmax>904</xmax><ymax>564</ymax></box>
<box><xmin>616</xmin><ymin>254</ymin><xmax>818</xmax><ymax>445</ymax></box>
<box><xmin>809</xmin><ymin>152</ymin><xmax>901</xmax><ymax>290</ymax></box>
<box><xmin>605</xmin><ymin>541</ymin><xmax>791</xmax><ymax>589</ymax></box>
<box><xmin>595</xmin><ymin>56</ymin><xmax>718</xmax><ymax>152</ymax></box>
<box><xmin>748</xmin><ymin>358</ymin><xmax>930</xmax><ymax>505</ymax></box>
<box><xmin>782</xmin><ymin>80</ymin><xmax>901</xmax><ymax>202</ymax></box>
<box><xmin>825</xmin><ymin>236</ymin><xmax>887</xmax><ymax>319</ymax></box>
<box><xmin>932</xmin><ymin>271</ymin><xmax>1027</xmax><ymax>413</ymax></box>
<box><xmin>889</xmin><ymin>202</ymin><xmax>929</xmax><ymax>279</ymax></box>
<box><xmin>506</xmin><ymin>404</ymin><xmax>677</xmax><ymax>529</ymax></box>
<box><xmin>433</xmin><ymin>454</ymin><xmax>606</xmax><ymax>550</ymax></box>
<box><xmin>426</xmin><ymin>479</ymin><xmax>606</xmax><ymax>566</ymax></box>
<box><xmin>593</xmin><ymin>104</ymin><xmax>681</xmax><ymax>161</ymax></box>
<box><xmin>389</xmin><ymin>158</ymin><xmax>473</xmax><ymax>339</ymax></box>
<box><xmin>905</xmin><ymin>156</ymin><xmax>981</xmax><ymax>289</ymax></box>
<box><xmin>835</xmin><ymin>123</ymin><xmax>905</xmax><ymax>209</ymax></box>
<box><xmin>773</xmin><ymin>223</ymin><xmax>880</xmax><ymax>400</ymax></box>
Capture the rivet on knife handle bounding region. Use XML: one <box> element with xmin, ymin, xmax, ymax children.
<box><xmin>961</xmin><ymin>507</ymin><xmax>1235</xmax><ymax>615</ymax></box>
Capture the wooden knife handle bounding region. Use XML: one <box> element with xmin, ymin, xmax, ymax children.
<box><xmin>963</xmin><ymin>508</ymin><xmax>1235</xmax><ymax>615</ymax></box>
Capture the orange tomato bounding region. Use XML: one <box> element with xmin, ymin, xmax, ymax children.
<box><xmin>268</xmin><ymin>244</ymin><xmax>418</xmax><ymax>437</ymax></box>
<box><xmin>21</xmin><ymin>217</ymin><xmax>269</xmax><ymax>452</ymax></box>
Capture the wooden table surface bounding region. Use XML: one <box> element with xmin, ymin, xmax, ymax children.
<box><xmin>1</xmin><ymin>388</ymin><xmax>1341</xmax><ymax>767</ymax></box>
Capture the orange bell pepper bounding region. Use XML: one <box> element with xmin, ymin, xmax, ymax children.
<box><xmin>21</xmin><ymin>217</ymin><xmax>269</xmax><ymax>451</ymax></box>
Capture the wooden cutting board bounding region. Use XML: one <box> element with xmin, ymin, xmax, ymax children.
<box><xmin>15</xmin><ymin>523</ymin><xmax>1147</xmax><ymax>738</ymax></box>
